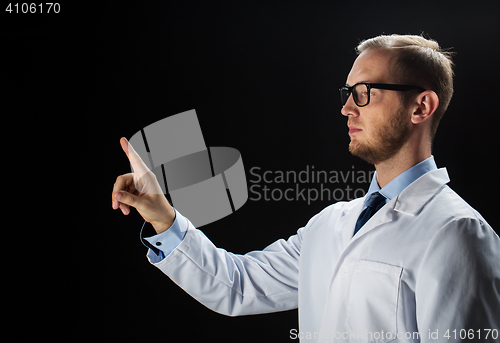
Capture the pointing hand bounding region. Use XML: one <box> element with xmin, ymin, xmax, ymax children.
<box><xmin>112</xmin><ymin>137</ymin><xmax>175</xmax><ymax>234</ymax></box>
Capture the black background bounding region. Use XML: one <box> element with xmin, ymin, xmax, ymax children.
<box><xmin>4</xmin><ymin>1</ymin><xmax>500</xmax><ymax>341</ymax></box>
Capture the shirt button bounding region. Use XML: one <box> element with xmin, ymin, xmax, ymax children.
<box><xmin>155</xmin><ymin>242</ymin><xmax>162</xmax><ymax>246</ymax></box>
<box><xmin>339</xmin><ymin>267</ymin><xmax>347</xmax><ymax>277</ymax></box>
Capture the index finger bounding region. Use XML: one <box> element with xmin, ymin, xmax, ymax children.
<box><xmin>120</xmin><ymin>137</ymin><xmax>151</xmax><ymax>177</ymax></box>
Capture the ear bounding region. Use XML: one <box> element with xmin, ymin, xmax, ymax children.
<box><xmin>411</xmin><ymin>90</ymin><xmax>439</xmax><ymax>124</ymax></box>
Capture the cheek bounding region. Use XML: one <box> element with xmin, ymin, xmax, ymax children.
<box><xmin>361</xmin><ymin>114</ymin><xmax>384</xmax><ymax>139</ymax></box>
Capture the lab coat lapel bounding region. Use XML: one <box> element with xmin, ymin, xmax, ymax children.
<box><xmin>340</xmin><ymin>198</ymin><xmax>365</xmax><ymax>247</ymax></box>
<box><xmin>350</xmin><ymin>198</ymin><xmax>395</xmax><ymax>241</ymax></box>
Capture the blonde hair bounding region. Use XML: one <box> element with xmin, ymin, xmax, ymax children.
<box><xmin>357</xmin><ymin>34</ymin><xmax>454</xmax><ymax>139</ymax></box>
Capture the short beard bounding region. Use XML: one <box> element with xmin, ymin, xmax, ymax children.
<box><xmin>349</xmin><ymin>107</ymin><xmax>411</xmax><ymax>165</ymax></box>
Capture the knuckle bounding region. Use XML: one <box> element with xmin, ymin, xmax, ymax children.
<box><xmin>114</xmin><ymin>175</ymin><xmax>124</xmax><ymax>188</ymax></box>
<box><xmin>114</xmin><ymin>174</ymin><xmax>131</xmax><ymax>189</ymax></box>
<box><xmin>115</xmin><ymin>173</ymin><xmax>131</xmax><ymax>182</ymax></box>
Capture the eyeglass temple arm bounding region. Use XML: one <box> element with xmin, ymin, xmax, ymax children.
<box><xmin>369</xmin><ymin>83</ymin><xmax>425</xmax><ymax>92</ymax></box>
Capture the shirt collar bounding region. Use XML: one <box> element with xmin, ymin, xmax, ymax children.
<box><xmin>365</xmin><ymin>155</ymin><xmax>438</xmax><ymax>203</ymax></box>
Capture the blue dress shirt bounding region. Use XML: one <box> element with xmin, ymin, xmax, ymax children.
<box><xmin>141</xmin><ymin>156</ymin><xmax>438</xmax><ymax>261</ymax></box>
<box><xmin>362</xmin><ymin>155</ymin><xmax>437</xmax><ymax>209</ymax></box>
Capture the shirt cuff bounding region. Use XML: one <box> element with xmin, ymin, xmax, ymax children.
<box><xmin>140</xmin><ymin>209</ymin><xmax>188</xmax><ymax>262</ymax></box>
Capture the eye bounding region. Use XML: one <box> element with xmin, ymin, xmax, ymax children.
<box><xmin>359</xmin><ymin>91</ymin><xmax>373</xmax><ymax>99</ymax></box>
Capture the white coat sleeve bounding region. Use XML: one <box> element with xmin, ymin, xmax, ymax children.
<box><xmin>416</xmin><ymin>217</ymin><xmax>500</xmax><ymax>342</ymax></box>
<box><xmin>147</xmin><ymin>211</ymin><xmax>307</xmax><ymax>316</ymax></box>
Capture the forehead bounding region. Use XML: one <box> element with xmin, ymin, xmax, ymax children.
<box><xmin>346</xmin><ymin>49</ymin><xmax>396</xmax><ymax>86</ymax></box>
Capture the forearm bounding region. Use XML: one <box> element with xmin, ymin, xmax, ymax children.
<box><xmin>148</xmin><ymin>212</ymin><xmax>301</xmax><ymax>316</ymax></box>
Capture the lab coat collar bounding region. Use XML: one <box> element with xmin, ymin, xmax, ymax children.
<box><xmin>392</xmin><ymin>167</ymin><xmax>450</xmax><ymax>216</ymax></box>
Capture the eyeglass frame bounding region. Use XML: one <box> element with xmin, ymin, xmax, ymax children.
<box><xmin>339</xmin><ymin>82</ymin><xmax>426</xmax><ymax>107</ymax></box>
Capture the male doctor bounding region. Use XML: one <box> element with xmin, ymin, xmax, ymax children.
<box><xmin>112</xmin><ymin>34</ymin><xmax>500</xmax><ymax>342</ymax></box>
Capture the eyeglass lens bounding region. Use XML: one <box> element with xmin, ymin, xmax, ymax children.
<box><xmin>341</xmin><ymin>84</ymin><xmax>370</xmax><ymax>107</ymax></box>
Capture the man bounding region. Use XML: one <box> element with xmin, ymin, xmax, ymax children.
<box><xmin>112</xmin><ymin>34</ymin><xmax>500</xmax><ymax>342</ymax></box>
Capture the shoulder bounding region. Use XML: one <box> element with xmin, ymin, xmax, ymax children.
<box><xmin>430</xmin><ymin>185</ymin><xmax>489</xmax><ymax>227</ymax></box>
<box><xmin>422</xmin><ymin>199</ymin><xmax>500</xmax><ymax>273</ymax></box>
<box><xmin>425</xmin><ymin>183</ymin><xmax>498</xmax><ymax>243</ymax></box>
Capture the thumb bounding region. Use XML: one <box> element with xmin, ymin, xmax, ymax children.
<box><xmin>115</xmin><ymin>190</ymin><xmax>142</xmax><ymax>209</ymax></box>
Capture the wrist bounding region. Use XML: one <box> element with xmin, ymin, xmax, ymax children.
<box><xmin>151</xmin><ymin>208</ymin><xmax>176</xmax><ymax>234</ymax></box>
<box><xmin>151</xmin><ymin>220</ymin><xmax>172</xmax><ymax>234</ymax></box>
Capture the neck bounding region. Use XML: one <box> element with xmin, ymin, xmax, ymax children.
<box><xmin>374</xmin><ymin>138</ymin><xmax>431</xmax><ymax>188</ymax></box>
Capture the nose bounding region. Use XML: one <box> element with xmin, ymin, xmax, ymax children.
<box><xmin>341</xmin><ymin>95</ymin><xmax>359</xmax><ymax>117</ymax></box>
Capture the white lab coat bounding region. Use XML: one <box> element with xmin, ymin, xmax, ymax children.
<box><xmin>148</xmin><ymin>168</ymin><xmax>500</xmax><ymax>342</ymax></box>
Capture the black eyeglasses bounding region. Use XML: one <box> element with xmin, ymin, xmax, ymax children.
<box><xmin>339</xmin><ymin>82</ymin><xmax>425</xmax><ymax>107</ymax></box>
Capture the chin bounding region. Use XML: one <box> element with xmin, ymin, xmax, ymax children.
<box><xmin>349</xmin><ymin>140</ymin><xmax>385</xmax><ymax>165</ymax></box>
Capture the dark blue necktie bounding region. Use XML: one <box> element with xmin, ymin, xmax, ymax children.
<box><xmin>353</xmin><ymin>192</ymin><xmax>386</xmax><ymax>236</ymax></box>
